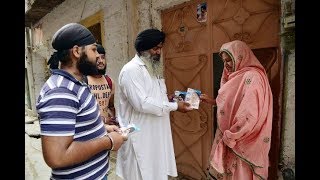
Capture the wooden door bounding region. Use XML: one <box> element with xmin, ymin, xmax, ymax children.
<box><xmin>162</xmin><ymin>0</ymin><xmax>281</xmax><ymax>179</ymax></box>
<box><xmin>162</xmin><ymin>0</ymin><xmax>213</xmax><ymax>179</ymax></box>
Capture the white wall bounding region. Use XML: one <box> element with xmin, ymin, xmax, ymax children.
<box><xmin>279</xmin><ymin>0</ymin><xmax>295</xmax><ymax>179</ymax></box>
<box><xmin>283</xmin><ymin>51</ymin><xmax>295</xmax><ymax>166</ymax></box>
<box><xmin>280</xmin><ymin>50</ymin><xmax>295</xmax><ymax>179</ymax></box>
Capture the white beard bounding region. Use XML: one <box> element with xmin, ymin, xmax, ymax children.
<box><xmin>140</xmin><ymin>51</ymin><xmax>164</xmax><ymax>78</ymax></box>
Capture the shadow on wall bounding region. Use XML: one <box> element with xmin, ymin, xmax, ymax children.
<box><xmin>282</xmin><ymin>168</ymin><xmax>295</xmax><ymax>180</ymax></box>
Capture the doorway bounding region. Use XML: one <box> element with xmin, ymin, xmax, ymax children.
<box><xmin>80</xmin><ymin>10</ymin><xmax>105</xmax><ymax>47</ymax></box>
<box><xmin>162</xmin><ymin>0</ymin><xmax>282</xmax><ymax>179</ymax></box>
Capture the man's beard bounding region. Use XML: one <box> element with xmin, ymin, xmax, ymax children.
<box><xmin>77</xmin><ymin>52</ymin><xmax>99</xmax><ymax>76</ymax></box>
<box><xmin>97</xmin><ymin>68</ymin><xmax>106</xmax><ymax>75</ymax></box>
<box><xmin>140</xmin><ymin>51</ymin><xmax>163</xmax><ymax>78</ymax></box>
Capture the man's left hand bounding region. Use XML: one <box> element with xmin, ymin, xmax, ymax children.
<box><xmin>105</xmin><ymin>124</ymin><xmax>121</xmax><ymax>133</ymax></box>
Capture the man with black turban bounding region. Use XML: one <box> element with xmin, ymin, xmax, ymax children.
<box><xmin>36</xmin><ymin>23</ymin><xmax>125</xmax><ymax>180</ymax></box>
<box><xmin>116</xmin><ymin>28</ymin><xmax>193</xmax><ymax>180</ymax></box>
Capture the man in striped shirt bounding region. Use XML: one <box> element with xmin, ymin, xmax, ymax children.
<box><xmin>36</xmin><ymin>23</ymin><xmax>125</xmax><ymax>180</ymax></box>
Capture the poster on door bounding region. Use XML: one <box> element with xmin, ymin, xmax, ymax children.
<box><xmin>197</xmin><ymin>2</ymin><xmax>207</xmax><ymax>23</ymax></box>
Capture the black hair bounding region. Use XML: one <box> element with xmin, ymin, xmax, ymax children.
<box><xmin>47</xmin><ymin>49</ymin><xmax>71</xmax><ymax>69</ymax></box>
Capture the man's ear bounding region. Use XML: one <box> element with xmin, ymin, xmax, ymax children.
<box><xmin>71</xmin><ymin>45</ymin><xmax>81</xmax><ymax>58</ymax></box>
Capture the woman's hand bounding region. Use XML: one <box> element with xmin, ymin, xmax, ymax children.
<box><xmin>167</xmin><ymin>94</ymin><xmax>175</xmax><ymax>102</ymax></box>
<box><xmin>200</xmin><ymin>94</ymin><xmax>216</xmax><ymax>106</ymax></box>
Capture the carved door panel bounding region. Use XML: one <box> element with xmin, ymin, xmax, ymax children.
<box><xmin>162</xmin><ymin>0</ymin><xmax>213</xmax><ymax>179</ymax></box>
<box><xmin>162</xmin><ymin>0</ymin><xmax>281</xmax><ymax>179</ymax></box>
<box><xmin>210</xmin><ymin>0</ymin><xmax>280</xmax><ymax>50</ymax></box>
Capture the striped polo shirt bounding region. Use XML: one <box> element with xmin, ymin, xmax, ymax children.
<box><xmin>36</xmin><ymin>69</ymin><xmax>109</xmax><ymax>180</ymax></box>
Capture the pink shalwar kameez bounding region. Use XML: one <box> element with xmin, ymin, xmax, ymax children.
<box><xmin>208</xmin><ymin>40</ymin><xmax>273</xmax><ymax>180</ymax></box>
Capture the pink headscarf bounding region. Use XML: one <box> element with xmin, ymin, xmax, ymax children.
<box><xmin>210</xmin><ymin>40</ymin><xmax>273</xmax><ymax>179</ymax></box>
<box><xmin>219</xmin><ymin>40</ymin><xmax>266</xmax><ymax>86</ymax></box>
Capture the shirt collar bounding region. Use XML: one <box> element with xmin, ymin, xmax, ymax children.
<box><xmin>132</xmin><ymin>54</ymin><xmax>146</xmax><ymax>66</ymax></box>
<box><xmin>51</xmin><ymin>69</ymin><xmax>86</xmax><ymax>85</ymax></box>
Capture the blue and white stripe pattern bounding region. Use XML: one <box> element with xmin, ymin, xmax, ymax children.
<box><xmin>36</xmin><ymin>69</ymin><xmax>109</xmax><ymax>179</ymax></box>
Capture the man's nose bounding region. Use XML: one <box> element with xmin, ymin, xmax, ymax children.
<box><xmin>96</xmin><ymin>51</ymin><xmax>100</xmax><ymax>58</ymax></box>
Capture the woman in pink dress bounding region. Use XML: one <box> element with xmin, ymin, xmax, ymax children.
<box><xmin>200</xmin><ymin>40</ymin><xmax>273</xmax><ymax>180</ymax></box>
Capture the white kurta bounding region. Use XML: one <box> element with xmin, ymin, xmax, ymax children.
<box><xmin>116</xmin><ymin>54</ymin><xmax>178</xmax><ymax>180</ymax></box>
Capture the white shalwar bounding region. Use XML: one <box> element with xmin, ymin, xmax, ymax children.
<box><xmin>116</xmin><ymin>54</ymin><xmax>178</xmax><ymax>180</ymax></box>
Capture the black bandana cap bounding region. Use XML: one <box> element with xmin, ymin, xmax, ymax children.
<box><xmin>134</xmin><ymin>28</ymin><xmax>165</xmax><ymax>52</ymax></box>
<box><xmin>48</xmin><ymin>23</ymin><xmax>96</xmax><ymax>69</ymax></box>
<box><xmin>51</xmin><ymin>23</ymin><xmax>96</xmax><ymax>51</ymax></box>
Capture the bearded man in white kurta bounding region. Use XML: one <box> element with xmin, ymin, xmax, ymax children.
<box><xmin>116</xmin><ymin>29</ymin><xmax>193</xmax><ymax>180</ymax></box>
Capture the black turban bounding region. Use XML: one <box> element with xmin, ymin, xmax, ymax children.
<box><xmin>52</xmin><ymin>23</ymin><xmax>96</xmax><ymax>51</ymax></box>
<box><xmin>97</xmin><ymin>44</ymin><xmax>105</xmax><ymax>54</ymax></box>
<box><xmin>48</xmin><ymin>23</ymin><xmax>96</xmax><ymax>69</ymax></box>
<box><xmin>134</xmin><ymin>28</ymin><xmax>165</xmax><ymax>52</ymax></box>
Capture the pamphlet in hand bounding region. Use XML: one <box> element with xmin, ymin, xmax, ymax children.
<box><xmin>120</xmin><ymin>123</ymin><xmax>140</xmax><ymax>136</ymax></box>
<box><xmin>184</xmin><ymin>88</ymin><xmax>201</xmax><ymax>109</ymax></box>
<box><xmin>173</xmin><ymin>91</ymin><xmax>187</xmax><ymax>102</ymax></box>
<box><xmin>173</xmin><ymin>88</ymin><xmax>201</xmax><ymax>109</ymax></box>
